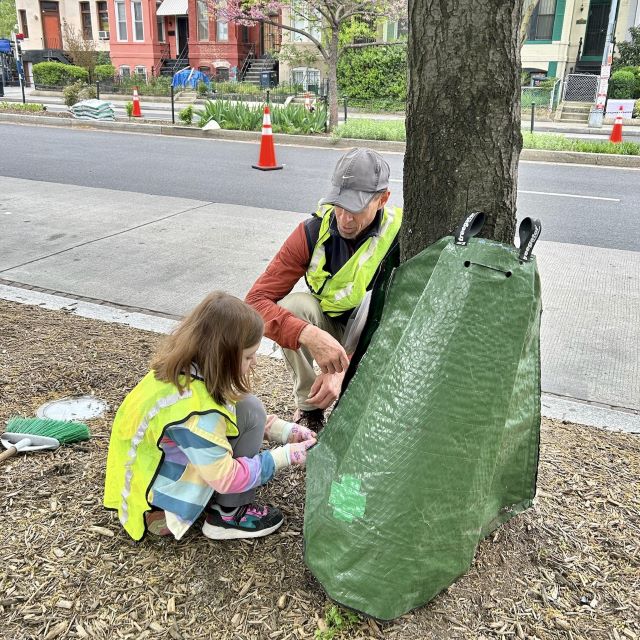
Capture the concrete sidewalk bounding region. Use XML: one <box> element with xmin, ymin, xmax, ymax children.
<box><xmin>1</xmin><ymin>175</ymin><xmax>638</xmax><ymax>433</ymax></box>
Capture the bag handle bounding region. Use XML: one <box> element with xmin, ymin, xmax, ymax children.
<box><xmin>518</xmin><ymin>217</ymin><xmax>542</xmax><ymax>262</ymax></box>
<box><xmin>454</xmin><ymin>211</ymin><xmax>486</xmax><ymax>246</ymax></box>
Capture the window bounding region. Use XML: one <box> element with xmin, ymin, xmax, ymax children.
<box><xmin>120</xmin><ymin>65</ymin><xmax>131</xmax><ymax>77</ymax></box>
<box><xmin>290</xmin><ymin>1</ymin><xmax>321</xmax><ymax>42</ymax></box>
<box><xmin>80</xmin><ymin>2</ymin><xmax>93</xmax><ymax>40</ymax></box>
<box><xmin>216</xmin><ymin>19</ymin><xmax>228</xmax><ymax>41</ymax></box>
<box><xmin>132</xmin><ymin>0</ymin><xmax>144</xmax><ymax>40</ymax></box>
<box><xmin>156</xmin><ymin>1</ymin><xmax>165</xmax><ymax>41</ymax></box>
<box><xmin>215</xmin><ymin>66</ymin><xmax>229</xmax><ymax>81</ymax></box>
<box><xmin>115</xmin><ymin>0</ymin><xmax>127</xmax><ymax>40</ymax></box>
<box><xmin>196</xmin><ymin>0</ymin><xmax>209</xmax><ymax>40</ymax></box>
<box><xmin>134</xmin><ymin>65</ymin><xmax>147</xmax><ymax>79</ymax></box>
<box><xmin>528</xmin><ymin>0</ymin><xmax>556</xmax><ymax>41</ymax></box>
<box><xmin>19</xmin><ymin>9</ymin><xmax>29</xmax><ymax>38</ymax></box>
<box><xmin>97</xmin><ymin>1</ymin><xmax>109</xmax><ymax>32</ymax></box>
<box><xmin>291</xmin><ymin>67</ymin><xmax>320</xmax><ymax>91</ymax></box>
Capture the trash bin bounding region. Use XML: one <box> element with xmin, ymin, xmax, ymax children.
<box><xmin>260</xmin><ymin>71</ymin><xmax>276</xmax><ymax>88</ymax></box>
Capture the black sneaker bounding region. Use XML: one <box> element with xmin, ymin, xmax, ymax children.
<box><xmin>202</xmin><ymin>503</ymin><xmax>284</xmax><ymax>540</ymax></box>
<box><xmin>292</xmin><ymin>408</ymin><xmax>325</xmax><ymax>432</ymax></box>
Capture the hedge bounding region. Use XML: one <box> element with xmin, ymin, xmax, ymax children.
<box><xmin>94</xmin><ymin>64</ymin><xmax>116</xmax><ymax>82</ymax></box>
<box><xmin>33</xmin><ymin>62</ymin><xmax>89</xmax><ymax>86</ymax></box>
<box><xmin>337</xmin><ymin>43</ymin><xmax>406</xmax><ymax>108</ymax></box>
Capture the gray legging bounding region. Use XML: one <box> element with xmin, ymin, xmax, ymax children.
<box><xmin>214</xmin><ymin>394</ymin><xmax>267</xmax><ymax>508</ymax></box>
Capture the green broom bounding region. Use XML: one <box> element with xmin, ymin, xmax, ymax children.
<box><xmin>0</xmin><ymin>417</ymin><xmax>91</xmax><ymax>464</ymax></box>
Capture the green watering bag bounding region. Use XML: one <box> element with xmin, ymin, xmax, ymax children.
<box><xmin>304</xmin><ymin>213</ymin><xmax>542</xmax><ymax>620</ymax></box>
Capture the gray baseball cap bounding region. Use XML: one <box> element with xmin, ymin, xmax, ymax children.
<box><xmin>319</xmin><ymin>148</ymin><xmax>391</xmax><ymax>213</ymax></box>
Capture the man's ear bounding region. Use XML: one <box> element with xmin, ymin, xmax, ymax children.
<box><xmin>379</xmin><ymin>190</ymin><xmax>391</xmax><ymax>207</ymax></box>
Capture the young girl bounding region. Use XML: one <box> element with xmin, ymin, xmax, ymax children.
<box><xmin>104</xmin><ymin>291</ymin><xmax>316</xmax><ymax>541</ymax></box>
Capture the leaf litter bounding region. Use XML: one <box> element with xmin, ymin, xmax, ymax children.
<box><xmin>0</xmin><ymin>300</ymin><xmax>638</xmax><ymax>639</ymax></box>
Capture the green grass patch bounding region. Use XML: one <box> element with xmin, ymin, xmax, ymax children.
<box><xmin>332</xmin><ymin>118</ymin><xmax>405</xmax><ymax>141</ymax></box>
<box><xmin>0</xmin><ymin>101</ymin><xmax>47</xmax><ymax>113</ymax></box>
<box><xmin>523</xmin><ymin>132</ymin><xmax>640</xmax><ymax>155</ymax></box>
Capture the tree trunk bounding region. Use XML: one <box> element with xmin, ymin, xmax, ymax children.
<box><xmin>401</xmin><ymin>0</ymin><xmax>523</xmax><ymax>262</ymax></box>
<box><xmin>327</xmin><ymin>27</ymin><xmax>339</xmax><ymax>130</ymax></box>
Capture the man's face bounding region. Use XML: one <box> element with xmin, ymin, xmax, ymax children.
<box><xmin>334</xmin><ymin>191</ymin><xmax>390</xmax><ymax>240</ymax></box>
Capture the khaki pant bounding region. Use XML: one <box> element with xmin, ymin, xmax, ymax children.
<box><xmin>278</xmin><ymin>292</ymin><xmax>345</xmax><ymax>410</ymax></box>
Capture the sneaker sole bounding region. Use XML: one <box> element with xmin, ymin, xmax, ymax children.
<box><xmin>202</xmin><ymin>518</ymin><xmax>284</xmax><ymax>540</ymax></box>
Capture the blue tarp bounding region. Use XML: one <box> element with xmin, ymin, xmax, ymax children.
<box><xmin>171</xmin><ymin>68</ymin><xmax>210</xmax><ymax>89</ymax></box>
<box><xmin>0</xmin><ymin>39</ymin><xmax>12</xmax><ymax>54</ymax></box>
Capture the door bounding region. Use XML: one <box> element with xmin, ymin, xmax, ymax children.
<box><xmin>176</xmin><ymin>17</ymin><xmax>189</xmax><ymax>59</ymax></box>
<box><xmin>583</xmin><ymin>0</ymin><xmax>610</xmax><ymax>57</ymax></box>
<box><xmin>40</xmin><ymin>1</ymin><xmax>62</xmax><ymax>49</ymax></box>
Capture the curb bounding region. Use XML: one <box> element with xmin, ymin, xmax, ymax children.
<box><xmin>2</xmin><ymin>112</ymin><xmax>640</xmax><ymax>166</ymax></box>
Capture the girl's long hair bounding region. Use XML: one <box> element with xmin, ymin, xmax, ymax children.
<box><xmin>152</xmin><ymin>291</ymin><xmax>264</xmax><ymax>404</ymax></box>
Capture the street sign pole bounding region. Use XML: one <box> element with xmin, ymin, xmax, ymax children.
<box><xmin>12</xmin><ymin>32</ymin><xmax>26</xmax><ymax>104</ymax></box>
<box><xmin>588</xmin><ymin>0</ymin><xmax>619</xmax><ymax>127</ymax></box>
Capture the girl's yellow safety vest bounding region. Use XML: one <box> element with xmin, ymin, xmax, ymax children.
<box><xmin>103</xmin><ymin>370</ymin><xmax>237</xmax><ymax>541</ymax></box>
<box><xmin>305</xmin><ymin>205</ymin><xmax>402</xmax><ymax>317</ymax></box>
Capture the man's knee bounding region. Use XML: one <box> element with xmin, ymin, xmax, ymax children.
<box><xmin>278</xmin><ymin>292</ymin><xmax>324</xmax><ymax>325</ymax></box>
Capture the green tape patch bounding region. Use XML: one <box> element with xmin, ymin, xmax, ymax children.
<box><xmin>328</xmin><ymin>475</ymin><xmax>366</xmax><ymax>522</ymax></box>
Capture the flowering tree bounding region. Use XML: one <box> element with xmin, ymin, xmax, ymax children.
<box><xmin>210</xmin><ymin>0</ymin><xmax>405</xmax><ymax>129</ymax></box>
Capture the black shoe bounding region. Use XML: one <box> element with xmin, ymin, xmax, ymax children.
<box><xmin>292</xmin><ymin>408</ymin><xmax>325</xmax><ymax>432</ymax></box>
<box><xmin>202</xmin><ymin>503</ymin><xmax>284</xmax><ymax>540</ymax></box>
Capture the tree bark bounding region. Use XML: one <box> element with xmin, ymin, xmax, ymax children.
<box><xmin>401</xmin><ymin>0</ymin><xmax>523</xmax><ymax>262</ymax></box>
<box><xmin>327</xmin><ymin>26</ymin><xmax>340</xmax><ymax>130</ymax></box>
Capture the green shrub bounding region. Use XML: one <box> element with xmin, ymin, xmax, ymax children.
<box><xmin>179</xmin><ymin>105</ymin><xmax>194</xmax><ymax>125</ymax></box>
<box><xmin>94</xmin><ymin>64</ymin><xmax>116</xmax><ymax>82</ymax></box>
<box><xmin>63</xmin><ymin>81</ymin><xmax>84</xmax><ymax>106</ymax></box>
<box><xmin>608</xmin><ymin>70</ymin><xmax>636</xmax><ymax>99</ymax></box>
<box><xmin>633</xmin><ymin>99</ymin><xmax>640</xmax><ymax>118</ymax></box>
<box><xmin>115</xmin><ymin>75</ymin><xmax>172</xmax><ymax>96</ymax></box>
<box><xmin>337</xmin><ymin>43</ymin><xmax>407</xmax><ymax>108</ymax></box>
<box><xmin>196</xmin><ymin>80</ymin><xmax>209</xmax><ymax>97</ymax></box>
<box><xmin>125</xmin><ymin>101</ymin><xmax>133</xmax><ymax>117</ymax></box>
<box><xmin>33</xmin><ymin>61</ymin><xmax>89</xmax><ymax>86</ymax></box>
<box><xmin>0</xmin><ymin>101</ymin><xmax>46</xmax><ymax>112</ymax></box>
<box><xmin>79</xmin><ymin>84</ymin><xmax>97</xmax><ymax>100</ymax></box>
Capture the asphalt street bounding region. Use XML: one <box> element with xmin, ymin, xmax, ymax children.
<box><xmin>0</xmin><ymin>123</ymin><xmax>637</xmax><ymax>252</ymax></box>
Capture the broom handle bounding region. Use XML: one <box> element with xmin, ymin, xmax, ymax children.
<box><xmin>0</xmin><ymin>446</ymin><xmax>18</xmax><ymax>463</ymax></box>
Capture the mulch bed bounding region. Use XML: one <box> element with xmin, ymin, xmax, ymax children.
<box><xmin>1</xmin><ymin>299</ymin><xmax>638</xmax><ymax>640</ymax></box>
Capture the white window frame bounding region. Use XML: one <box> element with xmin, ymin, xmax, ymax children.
<box><xmin>120</xmin><ymin>65</ymin><xmax>131</xmax><ymax>77</ymax></box>
<box><xmin>216</xmin><ymin>19</ymin><xmax>228</xmax><ymax>42</ymax></box>
<box><xmin>115</xmin><ymin>0</ymin><xmax>127</xmax><ymax>41</ymax></box>
<box><xmin>134</xmin><ymin>65</ymin><xmax>147</xmax><ymax>80</ymax></box>
<box><xmin>131</xmin><ymin>0</ymin><xmax>144</xmax><ymax>41</ymax></box>
<box><xmin>197</xmin><ymin>0</ymin><xmax>209</xmax><ymax>40</ymax></box>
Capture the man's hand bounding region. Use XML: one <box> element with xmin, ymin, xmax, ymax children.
<box><xmin>307</xmin><ymin>371</ymin><xmax>345</xmax><ymax>409</ymax></box>
<box><xmin>299</xmin><ymin>325</ymin><xmax>349</xmax><ymax>374</ymax></box>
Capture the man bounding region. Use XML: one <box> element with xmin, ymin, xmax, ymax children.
<box><xmin>245</xmin><ymin>147</ymin><xmax>402</xmax><ymax>431</ymax></box>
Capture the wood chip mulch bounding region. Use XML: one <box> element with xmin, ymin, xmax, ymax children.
<box><xmin>1</xmin><ymin>300</ymin><xmax>638</xmax><ymax>640</ymax></box>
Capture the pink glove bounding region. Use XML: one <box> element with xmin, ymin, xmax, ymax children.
<box><xmin>288</xmin><ymin>438</ymin><xmax>316</xmax><ymax>465</ymax></box>
<box><xmin>288</xmin><ymin>424</ymin><xmax>317</xmax><ymax>444</ymax></box>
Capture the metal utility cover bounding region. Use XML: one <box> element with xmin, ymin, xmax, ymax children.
<box><xmin>37</xmin><ymin>396</ymin><xmax>108</xmax><ymax>421</ymax></box>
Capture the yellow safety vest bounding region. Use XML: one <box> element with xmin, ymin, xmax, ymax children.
<box><xmin>305</xmin><ymin>204</ymin><xmax>402</xmax><ymax>317</ymax></box>
<box><xmin>103</xmin><ymin>370</ymin><xmax>237</xmax><ymax>541</ymax></box>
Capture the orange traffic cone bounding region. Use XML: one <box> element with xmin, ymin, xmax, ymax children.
<box><xmin>131</xmin><ymin>86</ymin><xmax>142</xmax><ymax>118</ymax></box>
<box><xmin>252</xmin><ymin>104</ymin><xmax>282</xmax><ymax>171</ymax></box>
<box><xmin>609</xmin><ymin>105</ymin><xmax>624</xmax><ymax>144</ymax></box>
